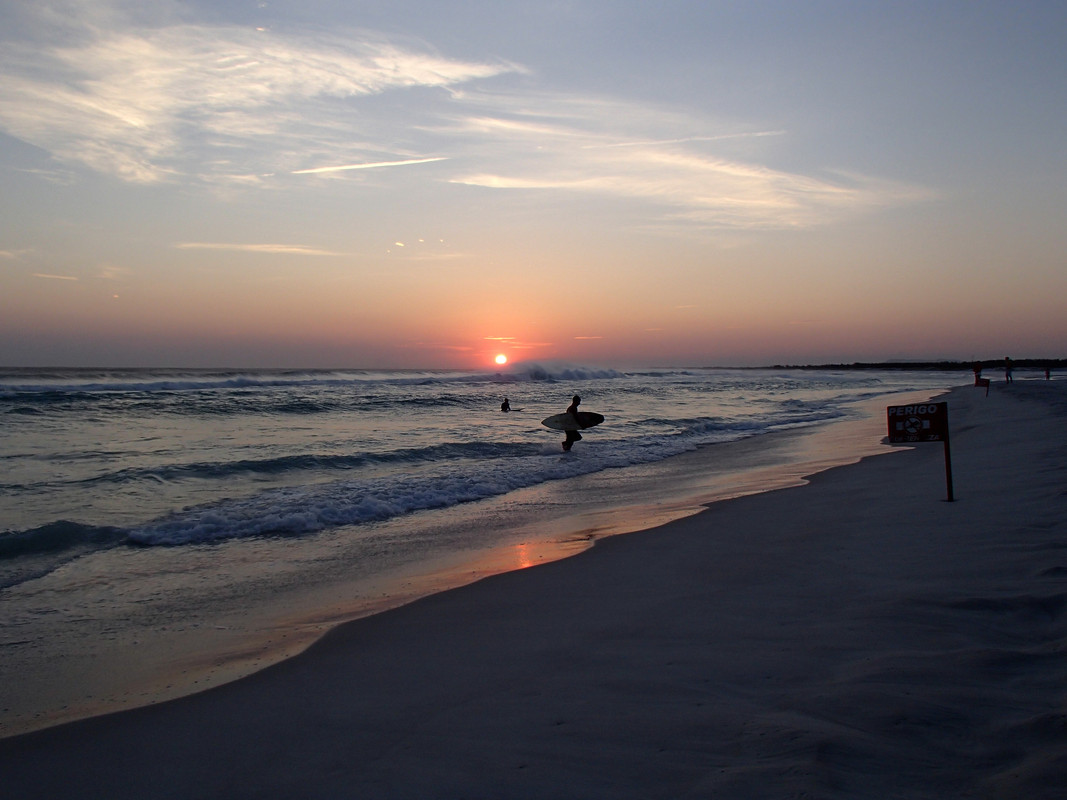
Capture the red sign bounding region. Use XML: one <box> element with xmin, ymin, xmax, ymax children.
<box><xmin>886</xmin><ymin>402</ymin><xmax>948</xmax><ymax>443</ymax></box>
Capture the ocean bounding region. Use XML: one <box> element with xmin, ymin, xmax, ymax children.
<box><xmin>0</xmin><ymin>364</ymin><xmax>959</xmax><ymax>733</ymax></box>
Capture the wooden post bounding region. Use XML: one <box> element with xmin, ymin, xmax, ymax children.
<box><xmin>943</xmin><ymin>433</ymin><xmax>954</xmax><ymax>502</ymax></box>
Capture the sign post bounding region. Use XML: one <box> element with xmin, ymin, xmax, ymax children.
<box><xmin>886</xmin><ymin>401</ymin><xmax>954</xmax><ymax>501</ymax></box>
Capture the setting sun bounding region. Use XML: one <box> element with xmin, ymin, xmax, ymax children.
<box><xmin>495</xmin><ymin>354</ymin><xmax>508</xmax><ymax>365</ymax></box>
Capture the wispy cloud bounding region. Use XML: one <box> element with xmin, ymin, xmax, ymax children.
<box><xmin>33</xmin><ymin>272</ymin><xmax>78</xmax><ymax>281</ymax></box>
<box><xmin>0</xmin><ymin>4</ymin><xmax>930</xmax><ymax>233</ymax></box>
<box><xmin>14</xmin><ymin>166</ymin><xmax>77</xmax><ymax>185</ymax></box>
<box><xmin>96</xmin><ymin>264</ymin><xmax>131</xmax><ymax>280</ymax></box>
<box><xmin>581</xmin><ymin>131</ymin><xmax>786</xmax><ymax>149</ymax></box>
<box><xmin>0</xmin><ymin>6</ymin><xmax>513</xmax><ymax>183</ymax></box>
<box><xmin>174</xmin><ymin>243</ymin><xmax>342</xmax><ymax>256</ymax></box>
<box><xmin>444</xmin><ymin>94</ymin><xmax>929</xmax><ymax>230</ymax></box>
<box><xmin>399</xmin><ymin>342</ymin><xmax>474</xmax><ymax>352</ymax></box>
<box><xmin>0</xmin><ymin>247</ymin><xmax>36</xmax><ymax>262</ymax></box>
<box><xmin>292</xmin><ymin>157</ymin><xmax>447</xmax><ymax>174</ymax></box>
<box><xmin>484</xmin><ymin>337</ymin><xmax>554</xmax><ymax>350</ymax></box>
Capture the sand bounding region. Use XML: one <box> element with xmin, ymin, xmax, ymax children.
<box><xmin>1</xmin><ymin>380</ymin><xmax>1065</xmax><ymax>799</ymax></box>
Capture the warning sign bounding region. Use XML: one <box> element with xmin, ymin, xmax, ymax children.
<box><xmin>886</xmin><ymin>401</ymin><xmax>954</xmax><ymax>501</ymax></box>
<box><xmin>886</xmin><ymin>402</ymin><xmax>949</xmax><ymax>443</ymax></box>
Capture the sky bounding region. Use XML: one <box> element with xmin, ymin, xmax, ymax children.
<box><xmin>1</xmin><ymin>0</ymin><xmax>1065</xmax><ymax>369</ymax></box>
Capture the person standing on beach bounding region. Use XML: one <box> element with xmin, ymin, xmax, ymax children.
<box><xmin>1005</xmin><ymin>357</ymin><xmax>1014</xmax><ymax>383</ymax></box>
<box><xmin>563</xmin><ymin>394</ymin><xmax>583</xmax><ymax>451</ymax></box>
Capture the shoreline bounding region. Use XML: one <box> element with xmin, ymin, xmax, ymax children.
<box><xmin>1</xmin><ymin>385</ymin><xmax>950</xmax><ymax>738</ymax></box>
<box><xmin>1</xmin><ymin>380</ymin><xmax>1065</xmax><ymax>796</ymax></box>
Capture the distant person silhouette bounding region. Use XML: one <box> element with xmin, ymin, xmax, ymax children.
<box><xmin>1004</xmin><ymin>357</ymin><xmax>1014</xmax><ymax>384</ymax></box>
<box><xmin>563</xmin><ymin>394</ymin><xmax>583</xmax><ymax>451</ymax></box>
<box><xmin>500</xmin><ymin>398</ymin><xmax>510</xmax><ymax>412</ymax></box>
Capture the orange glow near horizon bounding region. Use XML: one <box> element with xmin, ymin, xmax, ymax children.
<box><xmin>2</xmin><ymin>6</ymin><xmax>1066</xmax><ymax>369</ymax></box>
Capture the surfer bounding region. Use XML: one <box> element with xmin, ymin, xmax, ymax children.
<box><xmin>563</xmin><ymin>395</ymin><xmax>583</xmax><ymax>451</ymax></box>
<box><xmin>501</xmin><ymin>398</ymin><xmax>511</xmax><ymax>412</ymax></box>
<box><xmin>540</xmin><ymin>400</ymin><xmax>601</xmax><ymax>446</ymax></box>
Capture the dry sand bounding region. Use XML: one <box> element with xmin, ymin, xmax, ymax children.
<box><xmin>1</xmin><ymin>380</ymin><xmax>1065</xmax><ymax>799</ymax></box>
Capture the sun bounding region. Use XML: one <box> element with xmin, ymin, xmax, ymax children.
<box><xmin>494</xmin><ymin>354</ymin><xmax>508</xmax><ymax>365</ymax></box>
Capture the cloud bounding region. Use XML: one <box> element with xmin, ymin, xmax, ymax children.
<box><xmin>33</xmin><ymin>272</ymin><xmax>78</xmax><ymax>280</ymax></box>
<box><xmin>581</xmin><ymin>131</ymin><xmax>786</xmax><ymax>149</ymax></box>
<box><xmin>0</xmin><ymin>7</ymin><xmax>514</xmax><ymax>183</ymax></box>
<box><xmin>450</xmin><ymin>156</ymin><xmax>867</xmax><ymax>229</ymax></box>
<box><xmin>0</xmin><ymin>4</ymin><xmax>931</xmax><ymax>232</ymax></box>
<box><xmin>14</xmin><ymin>167</ymin><xmax>78</xmax><ymax>185</ymax></box>
<box><xmin>423</xmin><ymin>89</ymin><xmax>933</xmax><ymax>231</ymax></box>
<box><xmin>174</xmin><ymin>242</ymin><xmax>341</xmax><ymax>256</ymax></box>
<box><xmin>483</xmin><ymin>337</ymin><xmax>554</xmax><ymax>350</ymax></box>
<box><xmin>292</xmin><ymin>157</ymin><xmax>448</xmax><ymax>174</ymax></box>
<box><xmin>96</xmin><ymin>264</ymin><xmax>131</xmax><ymax>280</ymax></box>
<box><xmin>447</xmin><ymin>110</ymin><xmax>926</xmax><ymax>229</ymax></box>
<box><xmin>399</xmin><ymin>342</ymin><xmax>474</xmax><ymax>352</ymax></box>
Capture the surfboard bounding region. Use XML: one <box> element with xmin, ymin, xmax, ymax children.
<box><xmin>541</xmin><ymin>411</ymin><xmax>604</xmax><ymax>432</ymax></box>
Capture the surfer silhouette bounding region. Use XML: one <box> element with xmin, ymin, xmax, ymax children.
<box><xmin>563</xmin><ymin>395</ymin><xmax>583</xmax><ymax>451</ymax></box>
<box><xmin>540</xmin><ymin>398</ymin><xmax>603</xmax><ymax>447</ymax></box>
<box><xmin>500</xmin><ymin>398</ymin><xmax>511</xmax><ymax>412</ymax></box>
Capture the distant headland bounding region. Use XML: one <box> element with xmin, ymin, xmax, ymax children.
<box><xmin>763</xmin><ymin>359</ymin><xmax>1066</xmax><ymax>372</ymax></box>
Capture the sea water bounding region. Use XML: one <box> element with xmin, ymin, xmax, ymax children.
<box><xmin>0</xmin><ymin>364</ymin><xmax>959</xmax><ymax>733</ymax></box>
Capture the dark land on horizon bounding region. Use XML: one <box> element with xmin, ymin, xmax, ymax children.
<box><xmin>763</xmin><ymin>358</ymin><xmax>1066</xmax><ymax>372</ymax></box>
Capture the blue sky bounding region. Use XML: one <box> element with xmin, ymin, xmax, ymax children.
<box><xmin>1</xmin><ymin>1</ymin><xmax>1065</xmax><ymax>368</ymax></box>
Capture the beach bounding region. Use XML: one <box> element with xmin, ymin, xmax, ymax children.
<box><xmin>0</xmin><ymin>367</ymin><xmax>955</xmax><ymax>737</ymax></box>
<box><xmin>2</xmin><ymin>379</ymin><xmax>1065</xmax><ymax>798</ymax></box>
